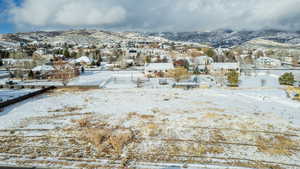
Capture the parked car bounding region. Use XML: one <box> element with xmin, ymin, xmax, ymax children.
<box><xmin>159</xmin><ymin>79</ymin><xmax>168</xmax><ymax>85</ymax></box>
<box><xmin>5</xmin><ymin>80</ymin><xmax>17</xmax><ymax>85</ymax></box>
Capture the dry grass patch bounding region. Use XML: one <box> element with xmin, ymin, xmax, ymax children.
<box><xmin>256</xmin><ymin>135</ymin><xmax>298</xmax><ymax>156</ymax></box>
<box><xmin>209</xmin><ymin>129</ymin><xmax>226</xmax><ymax>143</ymax></box>
<box><xmin>109</xmin><ymin>130</ymin><xmax>133</xmax><ymax>153</ymax></box>
<box><xmin>140</xmin><ymin>114</ymin><xmax>155</xmax><ymax>119</ymax></box>
<box><xmin>82</xmin><ymin>128</ymin><xmax>133</xmax><ymax>154</ymax></box>
<box><xmin>286</xmin><ymin>86</ymin><xmax>300</xmax><ymax>101</ymax></box>
<box><xmin>55</xmin><ymin>87</ymin><xmax>93</xmax><ymax>93</ymax></box>
<box><xmin>201</xmin><ymin>112</ymin><xmax>230</xmax><ymax>120</ymax></box>
<box><xmin>145</xmin><ymin>123</ymin><xmax>162</xmax><ymax>137</ymax></box>
<box><xmin>49</xmin><ymin>106</ymin><xmax>83</xmax><ymax>113</ymax></box>
<box><xmin>203</xmin><ymin>107</ymin><xmax>225</xmax><ymax>112</ymax></box>
<box><xmin>72</xmin><ymin>117</ymin><xmax>91</xmax><ymax>127</ymax></box>
<box><xmin>127</xmin><ymin>112</ymin><xmax>155</xmax><ymax>120</ymax></box>
<box><xmin>167</xmin><ymin>143</ymin><xmax>225</xmax><ymax>156</ymax></box>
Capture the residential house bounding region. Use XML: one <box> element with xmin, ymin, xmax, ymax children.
<box><xmin>208</xmin><ymin>63</ymin><xmax>240</xmax><ymax>75</ymax></box>
<box><xmin>32</xmin><ymin>65</ymin><xmax>55</xmax><ymax>79</ymax></box>
<box><xmin>255</xmin><ymin>57</ymin><xmax>281</xmax><ymax>68</ymax></box>
<box><xmin>2</xmin><ymin>58</ymin><xmax>34</xmax><ymax>69</ymax></box>
<box><xmin>74</xmin><ymin>56</ymin><xmax>92</xmax><ymax>65</ymax></box>
<box><xmin>144</xmin><ymin>63</ymin><xmax>174</xmax><ymax>76</ymax></box>
<box><xmin>193</xmin><ymin>56</ymin><xmax>214</xmax><ymax>74</ymax></box>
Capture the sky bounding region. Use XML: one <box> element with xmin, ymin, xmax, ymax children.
<box><xmin>1</xmin><ymin>0</ymin><xmax>300</xmax><ymax>34</ymax></box>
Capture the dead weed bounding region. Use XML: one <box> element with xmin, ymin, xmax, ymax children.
<box><xmin>83</xmin><ymin>128</ymin><xmax>133</xmax><ymax>154</ymax></box>
<box><xmin>49</xmin><ymin>106</ymin><xmax>83</xmax><ymax>113</ymax></box>
<box><xmin>256</xmin><ymin>135</ymin><xmax>298</xmax><ymax>156</ymax></box>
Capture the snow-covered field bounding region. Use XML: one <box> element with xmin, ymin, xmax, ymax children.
<box><xmin>0</xmin><ymin>87</ymin><xmax>299</xmax><ymax>168</ymax></box>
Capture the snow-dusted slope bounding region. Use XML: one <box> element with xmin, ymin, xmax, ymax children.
<box><xmin>145</xmin><ymin>29</ymin><xmax>300</xmax><ymax>48</ymax></box>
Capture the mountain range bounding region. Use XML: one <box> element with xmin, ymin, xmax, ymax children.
<box><xmin>145</xmin><ymin>29</ymin><xmax>300</xmax><ymax>48</ymax></box>
<box><xmin>1</xmin><ymin>29</ymin><xmax>300</xmax><ymax>49</ymax></box>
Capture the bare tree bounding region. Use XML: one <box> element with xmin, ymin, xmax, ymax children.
<box><xmin>168</xmin><ymin>67</ymin><xmax>190</xmax><ymax>82</ymax></box>
<box><xmin>53</xmin><ymin>60</ymin><xmax>78</xmax><ymax>86</ymax></box>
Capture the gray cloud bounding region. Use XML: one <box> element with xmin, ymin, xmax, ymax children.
<box><xmin>7</xmin><ymin>0</ymin><xmax>300</xmax><ymax>32</ymax></box>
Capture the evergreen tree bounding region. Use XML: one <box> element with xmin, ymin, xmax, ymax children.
<box><xmin>28</xmin><ymin>70</ymin><xmax>34</xmax><ymax>79</ymax></box>
<box><xmin>279</xmin><ymin>72</ymin><xmax>295</xmax><ymax>86</ymax></box>
<box><xmin>145</xmin><ymin>56</ymin><xmax>151</xmax><ymax>63</ymax></box>
<box><xmin>63</xmin><ymin>49</ymin><xmax>70</xmax><ymax>58</ymax></box>
<box><xmin>227</xmin><ymin>70</ymin><xmax>239</xmax><ymax>87</ymax></box>
<box><xmin>70</xmin><ymin>52</ymin><xmax>77</xmax><ymax>58</ymax></box>
<box><xmin>205</xmin><ymin>48</ymin><xmax>216</xmax><ymax>58</ymax></box>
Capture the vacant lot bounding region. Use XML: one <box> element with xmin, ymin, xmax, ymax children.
<box><xmin>0</xmin><ymin>88</ymin><xmax>299</xmax><ymax>168</ymax></box>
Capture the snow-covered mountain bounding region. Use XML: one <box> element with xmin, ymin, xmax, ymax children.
<box><xmin>145</xmin><ymin>29</ymin><xmax>300</xmax><ymax>48</ymax></box>
<box><xmin>2</xmin><ymin>29</ymin><xmax>300</xmax><ymax>49</ymax></box>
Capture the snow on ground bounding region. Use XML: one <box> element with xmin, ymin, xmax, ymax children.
<box><xmin>0</xmin><ymin>87</ymin><xmax>300</xmax><ymax>168</ymax></box>
<box><xmin>240</xmin><ymin>74</ymin><xmax>280</xmax><ymax>88</ymax></box>
<box><xmin>0</xmin><ymin>70</ymin><xmax>300</xmax><ymax>168</ymax></box>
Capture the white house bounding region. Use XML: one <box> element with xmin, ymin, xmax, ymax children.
<box><xmin>144</xmin><ymin>63</ymin><xmax>174</xmax><ymax>75</ymax></box>
<box><xmin>194</xmin><ymin>56</ymin><xmax>214</xmax><ymax>65</ymax></box>
<box><xmin>193</xmin><ymin>56</ymin><xmax>214</xmax><ymax>73</ymax></box>
<box><xmin>255</xmin><ymin>57</ymin><xmax>281</xmax><ymax>68</ymax></box>
<box><xmin>208</xmin><ymin>63</ymin><xmax>240</xmax><ymax>74</ymax></box>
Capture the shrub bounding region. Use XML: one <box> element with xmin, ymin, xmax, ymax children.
<box><xmin>227</xmin><ymin>70</ymin><xmax>239</xmax><ymax>87</ymax></box>
<box><xmin>279</xmin><ymin>72</ymin><xmax>295</xmax><ymax>86</ymax></box>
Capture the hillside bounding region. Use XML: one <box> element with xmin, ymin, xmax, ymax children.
<box><xmin>145</xmin><ymin>29</ymin><xmax>300</xmax><ymax>48</ymax></box>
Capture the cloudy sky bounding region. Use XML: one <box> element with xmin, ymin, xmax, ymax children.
<box><xmin>1</xmin><ymin>0</ymin><xmax>300</xmax><ymax>33</ymax></box>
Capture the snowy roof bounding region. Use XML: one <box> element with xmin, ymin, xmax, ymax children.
<box><xmin>210</xmin><ymin>63</ymin><xmax>239</xmax><ymax>70</ymax></box>
<box><xmin>145</xmin><ymin>63</ymin><xmax>174</xmax><ymax>71</ymax></box>
<box><xmin>126</xmin><ymin>59</ymin><xmax>135</xmax><ymax>64</ymax></box>
<box><xmin>76</xmin><ymin>56</ymin><xmax>92</xmax><ymax>63</ymax></box>
<box><xmin>32</xmin><ymin>65</ymin><xmax>55</xmax><ymax>72</ymax></box>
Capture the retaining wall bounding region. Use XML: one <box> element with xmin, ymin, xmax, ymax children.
<box><xmin>0</xmin><ymin>86</ymin><xmax>56</xmax><ymax>109</ymax></box>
